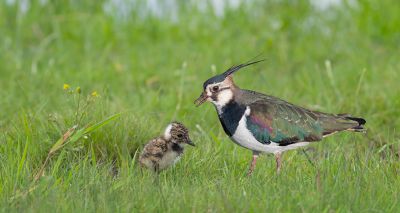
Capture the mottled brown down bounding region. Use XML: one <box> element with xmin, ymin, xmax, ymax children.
<box><xmin>139</xmin><ymin>122</ymin><xmax>193</xmax><ymax>172</ymax></box>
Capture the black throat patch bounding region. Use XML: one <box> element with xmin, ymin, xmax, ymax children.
<box><xmin>218</xmin><ymin>100</ymin><xmax>246</xmax><ymax>136</ymax></box>
<box><xmin>171</xmin><ymin>143</ymin><xmax>184</xmax><ymax>154</ymax></box>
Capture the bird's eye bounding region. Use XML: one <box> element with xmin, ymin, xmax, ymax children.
<box><xmin>177</xmin><ymin>134</ymin><xmax>183</xmax><ymax>138</ymax></box>
<box><xmin>212</xmin><ymin>86</ymin><xmax>219</xmax><ymax>92</ymax></box>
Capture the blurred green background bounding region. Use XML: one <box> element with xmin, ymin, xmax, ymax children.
<box><xmin>1</xmin><ymin>0</ymin><xmax>399</xmax><ymax>212</ymax></box>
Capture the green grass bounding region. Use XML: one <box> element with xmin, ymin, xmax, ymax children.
<box><xmin>1</xmin><ymin>0</ymin><xmax>400</xmax><ymax>212</ymax></box>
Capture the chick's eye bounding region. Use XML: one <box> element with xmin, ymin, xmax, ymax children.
<box><xmin>212</xmin><ymin>86</ymin><xmax>219</xmax><ymax>92</ymax></box>
<box><xmin>177</xmin><ymin>134</ymin><xmax>183</xmax><ymax>138</ymax></box>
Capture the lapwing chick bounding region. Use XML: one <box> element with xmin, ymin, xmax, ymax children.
<box><xmin>139</xmin><ymin>122</ymin><xmax>194</xmax><ymax>172</ymax></box>
<box><xmin>195</xmin><ymin>60</ymin><xmax>366</xmax><ymax>175</ymax></box>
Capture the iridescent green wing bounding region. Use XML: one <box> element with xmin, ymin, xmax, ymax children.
<box><xmin>246</xmin><ymin>100</ymin><xmax>324</xmax><ymax>145</ymax></box>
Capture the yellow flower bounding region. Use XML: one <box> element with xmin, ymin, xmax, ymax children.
<box><xmin>91</xmin><ymin>91</ymin><xmax>99</xmax><ymax>97</ymax></box>
<box><xmin>63</xmin><ymin>84</ymin><xmax>70</xmax><ymax>90</ymax></box>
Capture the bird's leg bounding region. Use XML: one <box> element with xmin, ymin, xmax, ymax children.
<box><xmin>153</xmin><ymin>162</ymin><xmax>160</xmax><ymax>174</ymax></box>
<box><xmin>274</xmin><ymin>152</ymin><xmax>282</xmax><ymax>174</ymax></box>
<box><xmin>247</xmin><ymin>151</ymin><xmax>259</xmax><ymax>176</ymax></box>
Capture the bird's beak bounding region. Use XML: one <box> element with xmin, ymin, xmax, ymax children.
<box><xmin>194</xmin><ymin>92</ymin><xmax>208</xmax><ymax>107</ymax></box>
<box><xmin>186</xmin><ymin>139</ymin><xmax>195</xmax><ymax>146</ymax></box>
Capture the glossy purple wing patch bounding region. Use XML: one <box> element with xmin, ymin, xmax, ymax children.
<box><xmin>245</xmin><ymin>114</ymin><xmax>274</xmax><ymax>144</ymax></box>
<box><xmin>249</xmin><ymin>115</ymin><xmax>273</xmax><ymax>133</ymax></box>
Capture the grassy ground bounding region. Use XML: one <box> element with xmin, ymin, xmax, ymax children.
<box><xmin>1</xmin><ymin>0</ymin><xmax>400</xmax><ymax>212</ymax></box>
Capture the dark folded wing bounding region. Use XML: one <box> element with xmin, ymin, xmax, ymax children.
<box><xmin>239</xmin><ymin>90</ymin><xmax>363</xmax><ymax>146</ymax></box>
<box><xmin>246</xmin><ymin>100</ymin><xmax>325</xmax><ymax>146</ymax></box>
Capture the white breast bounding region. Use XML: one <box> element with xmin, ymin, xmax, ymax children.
<box><xmin>231</xmin><ymin>107</ymin><xmax>310</xmax><ymax>154</ymax></box>
<box><xmin>158</xmin><ymin>150</ymin><xmax>181</xmax><ymax>170</ymax></box>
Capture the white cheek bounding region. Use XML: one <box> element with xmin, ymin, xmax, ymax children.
<box><xmin>214</xmin><ymin>90</ymin><xmax>233</xmax><ymax>106</ymax></box>
<box><xmin>212</xmin><ymin>90</ymin><xmax>233</xmax><ymax>115</ymax></box>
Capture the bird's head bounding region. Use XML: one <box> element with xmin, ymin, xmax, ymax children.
<box><xmin>164</xmin><ymin>121</ymin><xmax>195</xmax><ymax>146</ymax></box>
<box><xmin>194</xmin><ymin>59</ymin><xmax>264</xmax><ymax>108</ymax></box>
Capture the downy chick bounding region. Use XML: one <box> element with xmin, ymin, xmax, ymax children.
<box><xmin>139</xmin><ymin>122</ymin><xmax>194</xmax><ymax>172</ymax></box>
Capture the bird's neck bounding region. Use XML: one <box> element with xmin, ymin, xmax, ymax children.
<box><xmin>216</xmin><ymin>99</ymin><xmax>247</xmax><ymax>137</ymax></box>
<box><xmin>212</xmin><ymin>86</ymin><xmax>240</xmax><ymax>114</ymax></box>
<box><xmin>171</xmin><ymin>142</ymin><xmax>184</xmax><ymax>154</ymax></box>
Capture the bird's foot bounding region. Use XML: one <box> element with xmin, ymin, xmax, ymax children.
<box><xmin>246</xmin><ymin>169</ymin><xmax>254</xmax><ymax>177</ymax></box>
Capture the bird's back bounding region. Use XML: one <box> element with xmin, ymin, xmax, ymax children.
<box><xmin>139</xmin><ymin>137</ymin><xmax>168</xmax><ymax>171</ymax></box>
<box><xmin>139</xmin><ymin>137</ymin><xmax>184</xmax><ymax>171</ymax></box>
<box><xmin>236</xmin><ymin>89</ymin><xmax>366</xmax><ymax>144</ymax></box>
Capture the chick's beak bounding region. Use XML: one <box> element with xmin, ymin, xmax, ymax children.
<box><xmin>194</xmin><ymin>92</ymin><xmax>208</xmax><ymax>107</ymax></box>
<box><xmin>186</xmin><ymin>138</ymin><xmax>195</xmax><ymax>146</ymax></box>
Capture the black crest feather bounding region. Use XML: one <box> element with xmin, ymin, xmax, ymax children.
<box><xmin>202</xmin><ymin>57</ymin><xmax>265</xmax><ymax>89</ymax></box>
<box><xmin>222</xmin><ymin>59</ymin><xmax>265</xmax><ymax>77</ymax></box>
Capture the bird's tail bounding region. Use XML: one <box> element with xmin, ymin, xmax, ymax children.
<box><xmin>321</xmin><ymin>114</ymin><xmax>367</xmax><ymax>135</ymax></box>
<box><xmin>344</xmin><ymin>116</ymin><xmax>366</xmax><ymax>133</ymax></box>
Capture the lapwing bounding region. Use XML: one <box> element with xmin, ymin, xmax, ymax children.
<box><xmin>194</xmin><ymin>60</ymin><xmax>366</xmax><ymax>175</ymax></box>
<box><xmin>139</xmin><ymin>122</ymin><xmax>195</xmax><ymax>172</ymax></box>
